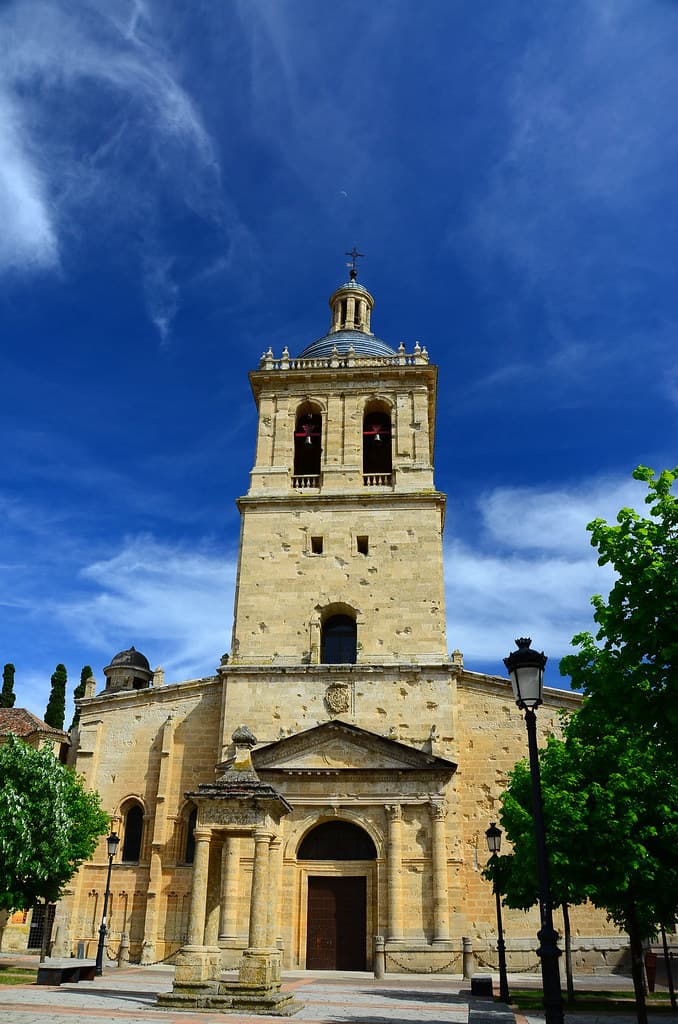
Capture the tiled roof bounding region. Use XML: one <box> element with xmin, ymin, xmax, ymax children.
<box><xmin>0</xmin><ymin>707</ymin><xmax>69</xmax><ymax>742</ymax></box>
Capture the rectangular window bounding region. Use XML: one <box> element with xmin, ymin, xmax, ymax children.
<box><xmin>356</xmin><ymin>535</ymin><xmax>369</xmax><ymax>555</ymax></box>
<box><xmin>311</xmin><ymin>536</ymin><xmax>324</xmax><ymax>555</ymax></box>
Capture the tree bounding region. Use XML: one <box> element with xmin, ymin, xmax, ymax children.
<box><xmin>0</xmin><ymin>733</ymin><xmax>109</xmax><ymax>921</ymax></box>
<box><xmin>558</xmin><ymin>466</ymin><xmax>678</xmax><ymax>1024</ymax></box>
<box><xmin>44</xmin><ymin>664</ymin><xmax>67</xmax><ymax>730</ymax></box>
<box><xmin>0</xmin><ymin>664</ymin><xmax>16</xmax><ymax>708</ymax></box>
<box><xmin>562</xmin><ymin>465</ymin><xmax>678</xmax><ymax>759</ymax></box>
<box><xmin>484</xmin><ymin>735</ymin><xmax>591</xmax><ymax>1003</ymax></box>
<box><xmin>68</xmin><ymin>665</ymin><xmax>93</xmax><ymax>733</ymax></box>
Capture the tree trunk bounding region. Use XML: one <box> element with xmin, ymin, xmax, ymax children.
<box><xmin>562</xmin><ymin>902</ymin><xmax>575</xmax><ymax>1004</ymax></box>
<box><xmin>627</xmin><ymin>904</ymin><xmax>648</xmax><ymax>1024</ymax></box>
<box><xmin>39</xmin><ymin>899</ymin><xmax>52</xmax><ymax>963</ymax></box>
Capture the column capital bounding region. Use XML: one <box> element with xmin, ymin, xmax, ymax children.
<box><xmin>194</xmin><ymin>827</ymin><xmax>213</xmax><ymax>842</ymax></box>
<box><xmin>429</xmin><ymin>798</ymin><xmax>446</xmax><ymax>822</ymax></box>
<box><xmin>385</xmin><ymin>803</ymin><xmax>403</xmax><ymax>821</ymax></box>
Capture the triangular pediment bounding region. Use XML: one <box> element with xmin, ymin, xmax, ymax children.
<box><xmin>251</xmin><ymin>721</ymin><xmax>456</xmax><ymax>774</ymax></box>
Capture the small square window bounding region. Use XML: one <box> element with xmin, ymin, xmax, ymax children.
<box><xmin>311</xmin><ymin>536</ymin><xmax>323</xmax><ymax>555</ymax></box>
<box><xmin>357</xmin><ymin>535</ymin><xmax>369</xmax><ymax>555</ymax></box>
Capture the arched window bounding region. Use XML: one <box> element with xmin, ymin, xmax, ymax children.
<box><xmin>121</xmin><ymin>803</ymin><xmax>144</xmax><ymax>863</ymax></box>
<box><xmin>293</xmin><ymin>407</ymin><xmax>322</xmax><ymax>486</ymax></box>
<box><xmin>362</xmin><ymin>407</ymin><xmax>392</xmax><ymax>482</ymax></box>
<box><xmin>298</xmin><ymin>820</ymin><xmax>377</xmax><ymax>860</ymax></box>
<box><xmin>321</xmin><ymin>614</ymin><xmax>357</xmax><ymax>665</ymax></box>
<box><xmin>184</xmin><ymin>806</ymin><xmax>197</xmax><ymax>864</ymax></box>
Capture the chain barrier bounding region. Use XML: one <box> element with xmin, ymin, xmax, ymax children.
<box><xmin>105</xmin><ymin>944</ymin><xmax>184</xmax><ymax>967</ymax></box>
<box><xmin>386</xmin><ymin>953</ymin><xmax>461</xmax><ymax>974</ymax></box>
<box><xmin>475</xmin><ymin>951</ymin><xmax>541</xmax><ymax>973</ymax></box>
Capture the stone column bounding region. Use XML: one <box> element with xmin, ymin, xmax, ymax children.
<box><xmin>386</xmin><ymin>804</ymin><xmax>404</xmax><ymax>941</ymax></box>
<box><xmin>187</xmin><ymin>828</ymin><xmax>212</xmax><ymax>946</ymax></box>
<box><xmin>267</xmin><ymin>837</ymin><xmax>283</xmax><ymax>949</ymax></box>
<box><xmin>248</xmin><ymin>830</ymin><xmax>271</xmax><ymax>950</ymax></box>
<box><xmin>429</xmin><ymin>800</ymin><xmax>450</xmax><ymax>943</ymax></box>
<box><xmin>219</xmin><ymin>834</ymin><xmax>241</xmax><ymax>940</ymax></box>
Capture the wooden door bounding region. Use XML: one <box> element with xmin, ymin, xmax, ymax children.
<box><xmin>306</xmin><ymin>876</ymin><xmax>366</xmax><ymax>970</ymax></box>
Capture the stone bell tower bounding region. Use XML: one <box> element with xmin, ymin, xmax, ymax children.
<box><xmin>230</xmin><ymin>265</ymin><xmax>448</xmax><ymax>670</ymax></box>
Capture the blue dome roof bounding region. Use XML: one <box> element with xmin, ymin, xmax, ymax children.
<box><xmin>299</xmin><ymin>329</ymin><xmax>396</xmax><ymax>359</ymax></box>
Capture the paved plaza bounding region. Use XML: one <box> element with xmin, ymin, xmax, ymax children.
<box><xmin>0</xmin><ymin>956</ymin><xmax>677</xmax><ymax>1024</ymax></box>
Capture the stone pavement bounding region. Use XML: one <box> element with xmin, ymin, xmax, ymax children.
<box><xmin>0</xmin><ymin>956</ymin><xmax>677</xmax><ymax>1024</ymax></box>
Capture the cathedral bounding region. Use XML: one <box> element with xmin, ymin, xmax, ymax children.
<box><xmin>51</xmin><ymin>266</ymin><xmax>623</xmax><ymax>986</ymax></box>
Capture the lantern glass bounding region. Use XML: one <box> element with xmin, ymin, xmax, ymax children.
<box><xmin>485</xmin><ymin>823</ymin><xmax>502</xmax><ymax>854</ymax></box>
<box><xmin>106</xmin><ymin>832</ymin><xmax>120</xmax><ymax>858</ymax></box>
<box><xmin>511</xmin><ymin>664</ymin><xmax>543</xmax><ymax>708</ymax></box>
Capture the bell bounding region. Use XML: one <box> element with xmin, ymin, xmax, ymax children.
<box><xmin>374</xmin><ymin>433</ymin><xmax>381</xmax><ymax>443</ymax></box>
<box><xmin>305</xmin><ymin>434</ymin><xmax>314</xmax><ymax>445</ymax></box>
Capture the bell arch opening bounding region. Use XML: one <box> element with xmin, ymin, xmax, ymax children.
<box><xmin>362</xmin><ymin>402</ymin><xmax>392</xmax><ymax>482</ymax></box>
<box><xmin>293</xmin><ymin>403</ymin><xmax>322</xmax><ymax>484</ymax></box>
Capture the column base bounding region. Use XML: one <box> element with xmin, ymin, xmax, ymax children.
<box><xmin>159</xmin><ymin>946</ymin><xmax>301</xmax><ymax>1015</ymax></box>
<box><xmin>173</xmin><ymin>945</ymin><xmax>222</xmax><ymax>985</ymax></box>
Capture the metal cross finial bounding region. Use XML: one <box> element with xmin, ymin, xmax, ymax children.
<box><xmin>345</xmin><ymin>246</ymin><xmax>365</xmax><ymax>280</ymax></box>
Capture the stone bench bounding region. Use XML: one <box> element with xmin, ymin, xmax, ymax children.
<box><xmin>36</xmin><ymin>960</ymin><xmax>97</xmax><ymax>985</ymax></box>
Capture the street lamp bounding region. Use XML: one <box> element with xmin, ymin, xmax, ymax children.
<box><xmin>95</xmin><ymin>831</ymin><xmax>120</xmax><ymax>976</ymax></box>
<box><xmin>504</xmin><ymin>638</ymin><xmax>564</xmax><ymax>1024</ymax></box>
<box><xmin>485</xmin><ymin>823</ymin><xmax>510</xmax><ymax>1003</ymax></box>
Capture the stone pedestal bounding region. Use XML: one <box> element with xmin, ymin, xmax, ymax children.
<box><xmin>173</xmin><ymin>945</ymin><xmax>223</xmax><ymax>986</ymax></box>
<box><xmin>239</xmin><ymin>948</ymin><xmax>282</xmax><ymax>987</ymax></box>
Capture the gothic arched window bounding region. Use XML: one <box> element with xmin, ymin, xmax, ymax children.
<box><xmin>121</xmin><ymin>803</ymin><xmax>144</xmax><ymax>863</ymax></box>
<box><xmin>362</xmin><ymin>407</ymin><xmax>392</xmax><ymax>481</ymax></box>
<box><xmin>293</xmin><ymin>408</ymin><xmax>322</xmax><ymax>484</ymax></box>
<box><xmin>321</xmin><ymin>614</ymin><xmax>357</xmax><ymax>665</ymax></box>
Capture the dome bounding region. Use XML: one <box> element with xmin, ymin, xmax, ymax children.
<box><xmin>299</xmin><ymin>329</ymin><xmax>396</xmax><ymax>360</ymax></box>
<box><xmin>296</xmin><ymin>269</ymin><xmax>396</xmax><ymax>358</ymax></box>
<box><xmin>109</xmin><ymin>646</ymin><xmax>150</xmax><ymax>671</ymax></box>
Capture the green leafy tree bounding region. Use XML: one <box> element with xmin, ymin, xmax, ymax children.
<box><xmin>558</xmin><ymin>466</ymin><xmax>678</xmax><ymax>1024</ymax></box>
<box><xmin>44</xmin><ymin>664</ymin><xmax>67</xmax><ymax>730</ymax></box>
<box><xmin>0</xmin><ymin>733</ymin><xmax>109</xmax><ymax>913</ymax></box>
<box><xmin>1</xmin><ymin>664</ymin><xmax>16</xmax><ymax>708</ymax></box>
<box><xmin>484</xmin><ymin>735</ymin><xmax>590</xmax><ymax>1003</ymax></box>
<box><xmin>68</xmin><ymin>664</ymin><xmax>93</xmax><ymax>733</ymax></box>
<box><xmin>562</xmin><ymin>465</ymin><xmax>678</xmax><ymax>758</ymax></box>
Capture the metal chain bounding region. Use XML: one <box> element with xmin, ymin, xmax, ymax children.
<box><xmin>105</xmin><ymin>944</ymin><xmax>184</xmax><ymax>967</ymax></box>
<box><xmin>476</xmin><ymin>951</ymin><xmax>541</xmax><ymax>973</ymax></box>
<box><xmin>386</xmin><ymin>953</ymin><xmax>461</xmax><ymax>974</ymax></box>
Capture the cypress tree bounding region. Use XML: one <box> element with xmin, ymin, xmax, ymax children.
<box><xmin>68</xmin><ymin>664</ymin><xmax>93</xmax><ymax>732</ymax></box>
<box><xmin>0</xmin><ymin>664</ymin><xmax>16</xmax><ymax>708</ymax></box>
<box><xmin>44</xmin><ymin>664</ymin><xmax>67</xmax><ymax>730</ymax></box>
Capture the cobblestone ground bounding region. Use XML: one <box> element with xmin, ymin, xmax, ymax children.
<box><xmin>0</xmin><ymin>958</ymin><xmax>676</xmax><ymax>1024</ymax></box>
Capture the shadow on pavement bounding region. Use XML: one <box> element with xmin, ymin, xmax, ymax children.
<box><xmin>369</xmin><ymin>988</ymin><xmax>469</xmax><ymax>1004</ymax></box>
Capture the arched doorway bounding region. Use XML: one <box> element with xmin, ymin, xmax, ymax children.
<box><xmin>298</xmin><ymin>820</ymin><xmax>376</xmax><ymax>971</ymax></box>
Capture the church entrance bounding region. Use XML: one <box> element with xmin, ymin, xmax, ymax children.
<box><xmin>298</xmin><ymin>819</ymin><xmax>376</xmax><ymax>971</ymax></box>
<box><xmin>306</xmin><ymin>876</ymin><xmax>366</xmax><ymax>970</ymax></box>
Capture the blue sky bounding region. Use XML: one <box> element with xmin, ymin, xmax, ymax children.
<box><xmin>1</xmin><ymin>1</ymin><xmax>676</xmax><ymax>722</ymax></box>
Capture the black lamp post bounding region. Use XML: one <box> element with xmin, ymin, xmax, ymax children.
<box><xmin>95</xmin><ymin>831</ymin><xmax>120</xmax><ymax>976</ymax></box>
<box><xmin>504</xmin><ymin>638</ymin><xmax>564</xmax><ymax>1024</ymax></box>
<box><xmin>485</xmin><ymin>823</ymin><xmax>510</xmax><ymax>1003</ymax></box>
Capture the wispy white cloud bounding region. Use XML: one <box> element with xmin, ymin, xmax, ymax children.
<box><xmin>54</xmin><ymin>535</ymin><xmax>237</xmax><ymax>683</ymax></box>
<box><xmin>0</xmin><ymin>91</ymin><xmax>59</xmax><ymax>272</ymax></box>
<box><xmin>0</xmin><ymin>0</ymin><xmax>221</xmax><ymax>338</ymax></box>
<box><xmin>445</xmin><ymin>473</ymin><xmax>647</xmax><ymax>675</ymax></box>
<box><xmin>465</xmin><ymin>0</ymin><xmax>678</xmax><ymax>313</ymax></box>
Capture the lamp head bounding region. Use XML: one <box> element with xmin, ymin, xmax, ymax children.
<box><xmin>485</xmin><ymin>822</ymin><xmax>502</xmax><ymax>854</ymax></box>
<box><xmin>106</xmin><ymin>831</ymin><xmax>120</xmax><ymax>858</ymax></box>
<box><xmin>503</xmin><ymin>637</ymin><xmax>547</xmax><ymax>710</ymax></box>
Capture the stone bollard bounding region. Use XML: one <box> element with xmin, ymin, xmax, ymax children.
<box><xmin>118</xmin><ymin>931</ymin><xmax>130</xmax><ymax>967</ymax></box>
<box><xmin>374</xmin><ymin>935</ymin><xmax>386</xmax><ymax>979</ymax></box>
<box><xmin>462</xmin><ymin>936</ymin><xmax>475</xmax><ymax>979</ymax></box>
